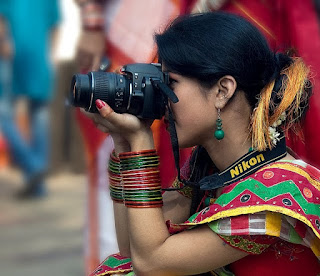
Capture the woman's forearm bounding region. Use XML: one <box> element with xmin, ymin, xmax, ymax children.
<box><xmin>118</xmin><ymin>137</ymin><xmax>170</xmax><ymax>274</ymax></box>
<box><xmin>109</xmin><ymin>138</ymin><xmax>131</xmax><ymax>257</ymax></box>
<box><xmin>113</xmin><ymin>202</ymin><xmax>131</xmax><ymax>257</ymax></box>
<box><xmin>127</xmin><ymin>208</ymin><xmax>171</xmax><ymax>274</ymax></box>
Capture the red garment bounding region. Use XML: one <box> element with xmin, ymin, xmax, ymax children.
<box><xmin>168</xmin><ymin>159</ymin><xmax>320</xmax><ymax>275</ymax></box>
<box><xmin>230</xmin><ymin>241</ymin><xmax>320</xmax><ymax>276</ymax></box>
<box><xmin>220</xmin><ymin>0</ymin><xmax>320</xmax><ymax>169</ymax></box>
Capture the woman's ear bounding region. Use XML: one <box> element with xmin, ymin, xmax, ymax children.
<box><xmin>215</xmin><ymin>75</ymin><xmax>237</xmax><ymax>109</ymax></box>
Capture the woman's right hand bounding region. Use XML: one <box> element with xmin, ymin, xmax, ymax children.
<box><xmin>82</xmin><ymin>99</ymin><xmax>155</xmax><ymax>154</ymax></box>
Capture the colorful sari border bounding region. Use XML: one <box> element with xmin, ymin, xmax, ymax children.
<box><xmin>170</xmin><ymin>205</ymin><xmax>320</xmax><ymax>240</ymax></box>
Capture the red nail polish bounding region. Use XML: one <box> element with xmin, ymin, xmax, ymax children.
<box><xmin>96</xmin><ymin>99</ymin><xmax>106</xmax><ymax>110</ymax></box>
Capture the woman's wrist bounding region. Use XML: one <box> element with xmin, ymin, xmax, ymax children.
<box><xmin>111</xmin><ymin>133</ymin><xmax>131</xmax><ymax>155</ymax></box>
<box><xmin>128</xmin><ymin>130</ymin><xmax>155</xmax><ymax>152</ymax></box>
<box><xmin>113</xmin><ymin>129</ymin><xmax>154</xmax><ymax>153</ymax></box>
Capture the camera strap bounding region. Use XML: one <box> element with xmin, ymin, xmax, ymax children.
<box><xmin>198</xmin><ymin>136</ymin><xmax>287</xmax><ymax>190</ymax></box>
<box><xmin>166</xmin><ymin>106</ymin><xmax>184</xmax><ymax>187</ymax></box>
<box><xmin>164</xmin><ymin>106</ymin><xmax>287</xmax><ymax>191</ymax></box>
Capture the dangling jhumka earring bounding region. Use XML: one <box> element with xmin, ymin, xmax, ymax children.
<box><xmin>214</xmin><ymin>108</ymin><xmax>224</xmax><ymax>140</ymax></box>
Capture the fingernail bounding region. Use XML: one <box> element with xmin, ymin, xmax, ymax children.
<box><xmin>96</xmin><ymin>99</ymin><xmax>106</xmax><ymax>110</ymax></box>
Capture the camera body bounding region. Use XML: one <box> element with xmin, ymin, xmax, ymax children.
<box><xmin>70</xmin><ymin>63</ymin><xmax>171</xmax><ymax>119</ymax></box>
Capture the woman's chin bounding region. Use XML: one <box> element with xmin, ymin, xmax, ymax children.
<box><xmin>165</xmin><ymin>126</ymin><xmax>197</xmax><ymax>148</ymax></box>
<box><xmin>177</xmin><ymin>138</ymin><xmax>196</xmax><ymax>149</ymax></box>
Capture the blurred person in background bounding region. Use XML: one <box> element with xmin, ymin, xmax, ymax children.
<box><xmin>0</xmin><ymin>16</ymin><xmax>12</xmax><ymax>98</ymax></box>
<box><xmin>0</xmin><ymin>0</ymin><xmax>61</xmax><ymax>199</ymax></box>
<box><xmin>0</xmin><ymin>17</ymin><xmax>12</xmax><ymax>167</ymax></box>
<box><xmin>74</xmin><ymin>0</ymin><xmax>194</xmax><ymax>274</ymax></box>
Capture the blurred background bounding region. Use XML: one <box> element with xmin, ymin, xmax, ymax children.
<box><xmin>0</xmin><ymin>0</ymin><xmax>87</xmax><ymax>275</ymax></box>
<box><xmin>0</xmin><ymin>0</ymin><xmax>320</xmax><ymax>276</ymax></box>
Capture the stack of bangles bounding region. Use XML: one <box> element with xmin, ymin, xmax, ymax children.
<box><xmin>108</xmin><ymin>149</ymin><xmax>163</xmax><ymax>208</ymax></box>
<box><xmin>108</xmin><ymin>151</ymin><xmax>122</xmax><ymax>203</ymax></box>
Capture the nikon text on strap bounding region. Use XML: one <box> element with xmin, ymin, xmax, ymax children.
<box><xmin>199</xmin><ymin>136</ymin><xmax>287</xmax><ymax>190</ymax></box>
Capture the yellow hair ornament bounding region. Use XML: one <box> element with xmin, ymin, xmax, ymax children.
<box><xmin>251</xmin><ymin>57</ymin><xmax>310</xmax><ymax>151</ymax></box>
<box><xmin>251</xmin><ymin>81</ymin><xmax>274</xmax><ymax>151</ymax></box>
<box><xmin>270</xmin><ymin>58</ymin><xmax>310</xmax><ymax>129</ymax></box>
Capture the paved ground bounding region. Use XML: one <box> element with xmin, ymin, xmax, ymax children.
<box><xmin>0</xmin><ymin>167</ymin><xmax>87</xmax><ymax>276</ymax></box>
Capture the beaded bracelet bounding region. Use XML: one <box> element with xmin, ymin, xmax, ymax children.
<box><xmin>108</xmin><ymin>150</ymin><xmax>123</xmax><ymax>203</ymax></box>
<box><xmin>81</xmin><ymin>1</ymin><xmax>105</xmax><ymax>31</ymax></box>
<box><xmin>119</xmin><ymin>150</ymin><xmax>163</xmax><ymax>208</ymax></box>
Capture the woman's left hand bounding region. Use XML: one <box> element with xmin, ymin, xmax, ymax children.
<box><xmin>83</xmin><ymin>99</ymin><xmax>155</xmax><ymax>152</ymax></box>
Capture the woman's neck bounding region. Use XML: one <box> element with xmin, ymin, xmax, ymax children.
<box><xmin>204</xmin><ymin>133</ymin><xmax>252</xmax><ymax>172</ymax></box>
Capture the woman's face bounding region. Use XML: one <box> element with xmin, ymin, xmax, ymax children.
<box><xmin>167</xmin><ymin>72</ymin><xmax>218</xmax><ymax>148</ymax></box>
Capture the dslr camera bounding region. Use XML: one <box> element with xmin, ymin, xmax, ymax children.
<box><xmin>70</xmin><ymin>63</ymin><xmax>178</xmax><ymax>119</ymax></box>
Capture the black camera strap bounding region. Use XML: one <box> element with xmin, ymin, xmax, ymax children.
<box><xmin>151</xmin><ymin>78</ymin><xmax>186</xmax><ymax>191</ymax></box>
<box><xmin>198</xmin><ymin>136</ymin><xmax>287</xmax><ymax>190</ymax></box>
<box><xmin>166</xmin><ymin>106</ymin><xmax>184</xmax><ymax>186</ymax></box>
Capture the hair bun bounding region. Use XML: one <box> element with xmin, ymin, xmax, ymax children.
<box><xmin>272</xmin><ymin>53</ymin><xmax>292</xmax><ymax>80</ymax></box>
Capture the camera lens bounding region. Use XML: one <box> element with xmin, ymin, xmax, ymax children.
<box><xmin>71</xmin><ymin>74</ymin><xmax>92</xmax><ymax>109</ymax></box>
<box><xmin>70</xmin><ymin>72</ymin><xmax>131</xmax><ymax>113</ymax></box>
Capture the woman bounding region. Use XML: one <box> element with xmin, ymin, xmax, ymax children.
<box><xmin>86</xmin><ymin>12</ymin><xmax>320</xmax><ymax>276</ymax></box>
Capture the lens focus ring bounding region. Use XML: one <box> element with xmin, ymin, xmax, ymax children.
<box><xmin>93</xmin><ymin>72</ymin><xmax>110</xmax><ymax>104</ymax></box>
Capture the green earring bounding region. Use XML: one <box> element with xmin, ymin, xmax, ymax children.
<box><xmin>214</xmin><ymin>108</ymin><xmax>224</xmax><ymax>140</ymax></box>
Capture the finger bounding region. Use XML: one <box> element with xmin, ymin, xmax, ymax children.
<box><xmin>95</xmin><ymin>99</ymin><xmax>113</xmax><ymax>117</ymax></box>
<box><xmin>80</xmin><ymin>108</ymin><xmax>94</xmax><ymax>119</ymax></box>
<box><xmin>79</xmin><ymin>107</ymin><xmax>87</xmax><ymax>114</ymax></box>
<box><xmin>95</xmin><ymin>99</ymin><xmax>126</xmax><ymax>126</ymax></box>
<box><xmin>96</xmin><ymin>123</ymin><xmax>110</xmax><ymax>133</ymax></box>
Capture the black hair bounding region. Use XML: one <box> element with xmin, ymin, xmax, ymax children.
<box><xmin>156</xmin><ymin>12</ymin><xmax>313</xmax><ymax>211</ymax></box>
<box><xmin>155</xmin><ymin>12</ymin><xmax>293</xmax><ymax>109</ymax></box>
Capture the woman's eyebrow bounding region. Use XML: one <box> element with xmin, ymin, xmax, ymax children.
<box><xmin>169</xmin><ymin>72</ymin><xmax>179</xmax><ymax>78</ymax></box>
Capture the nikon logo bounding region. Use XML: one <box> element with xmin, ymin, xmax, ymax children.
<box><xmin>230</xmin><ymin>154</ymin><xmax>265</xmax><ymax>178</ymax></box>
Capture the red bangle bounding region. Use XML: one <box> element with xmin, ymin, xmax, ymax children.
<box><xmin>121</xmin><ymin>174</ymin><xmax>160</xmax><ymax>181</ymax></box>
<box><xmin>121</xmin><ymin>168</ymin><xmax>160</xmax><ymax>175</ymax></box>
<box><xmin>119</xmin><ymin>149</ymin><xmax>157</xmax><ymax>158</ymax></box>
<box><xmin>119</xmin><ymin>149</ymin><xmax>163</xmax><ymax>208</ymax></box>
<box><xmin>123</xmin><ymin>186</ymin><xmax>162</xmax><ymax>191</ymax></box>
<box><xmin>124</xmin><ymin>201</ymin><xmax>163</xmax><ymax>208</ymax></box>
